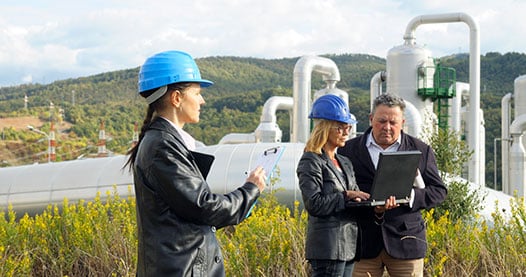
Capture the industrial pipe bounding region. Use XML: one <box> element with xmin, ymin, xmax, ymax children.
<box><xmin>404</xmin><ymin>12</ymin><xmax>482</xmax><ymax>186</ymax></box>
<box><xmin>501</xmin><ymin>93</ymin><xmax>513</xmax><ymax>194</ymax></box>
<box><xmin>369</xmin><ymin>71</ymin><xmax>386</xmax><ymax>111</ymax></box>
<box><xmin>292</xmin><ymin>55</ymin><xmax>340</xmax><ymax>143</ymax></box>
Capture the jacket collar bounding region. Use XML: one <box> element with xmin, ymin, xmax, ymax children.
<box><xmin>149</xmin><ymin>117</ymin><xmax>188</xmax><ymax>151</ymax></box>
<box><xmin>322</xmin><ymin>150</ymin><xmax>355</xmax><ymax>191</ymax></box>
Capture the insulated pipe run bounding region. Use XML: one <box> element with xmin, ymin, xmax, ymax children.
<box><xmin>509</xmin><ymin>114</ymin><xmax>526</xmax><ymax>198</ymax></box>
<box><xmin>403</xmin><ymin>100</ymin><xmax>424</xmax><ymax>139</ymax></box>
<box><xmin>255</xmin><ymin>96</ymin><xmax>293</xmax><ymax>142</ymax></box>
<box><xmin>292</xmin><ymin>55</ymin><xmax>341</xmax><ymax>143</ymax></box>
<box><xmin>509</xmin><ymin>114</ymin><xmax>526</xmax><ymax>137</ymax></box>
<box><xmin>404</xmin><ymin>12</ymin><xmax>482</xmax><ymax>186</ymax></box>
<box><xmin>370</xmin><ymin>71</ymin><xmax>387</xmax><ymax>111</ymax></box>
<box><xmin>510</xmin><ymin>134</ymin><xmax>526</xmax><ymax>198</ymax></box>
<box><xmin>260</xmin><ymin>96</ymin><xmax>294</xmax><ymax>124</ymax></box>
<box><xmin>452</xmin><ymin>82</ymin><xmax>470</xmax><ymax>134</ymax></box>
<box><xmin>501</xmin><ymin>93</ymin><xmax>513</xmax><ymax>194</ymax></box>
<box><xmin>221</xmin><ymin>96</ymin><xmax>294</xmax><ymax>144</ymax></box>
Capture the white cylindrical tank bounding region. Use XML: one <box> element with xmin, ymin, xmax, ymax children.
<box><xmin>514</xmin><ymin>75</ymin><xmax>526</xmax><ymax>152</ymax></box>
<box><xmin>403</xmin><ymin>100</ymin><xmax>424</xmax><ymax>139</ymax></box>
<box><xmin>199</xmin><ymin>142</ymin><xmax>305</xmax><ymax>205</ymax></box>
<box><xmin>386</xmin><ymin>43</ymin><xmax>436</xmax><ymax>140</ymax></box>
<box><xmin>451</xmin><ymin>82</ymin><xmax>470</xmax><ymax>135</ymax></box>
<box><xmin>0</xmin><ymin>142</ymin><xmax>307</xmax><ymax>215</ymax></box>
<box><xmin>0</xmin><ymin>155</ymin><xmax>134</xmax><ymax>215</ymax></box>
<box><xmin>509</xmin><ymin>134</ymin><xmax>526</xmax><ymax>197</ymax></box>
<box><xmin>514</xmin><ymin>75</ymin><xmax>526</xmax><ymax>117</ymax></box>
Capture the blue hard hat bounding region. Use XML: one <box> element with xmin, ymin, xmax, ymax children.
<box><xmin>138</xmin><ymin>50</ymin><xmax>213</xmax><ymax>94</ymax></box>
<box><xmin>309</xmin><ymin>94</ymin><xmax>357</xmax><ymax>124</ymax></box>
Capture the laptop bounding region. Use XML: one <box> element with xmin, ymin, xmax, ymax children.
<box><xmin>346</xmin><ymin>150</ymin><xmax>422</xmax><ymax>207</ymax></box>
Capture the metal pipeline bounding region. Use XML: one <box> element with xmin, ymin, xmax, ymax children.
<box><xmin>404</xmin><ymin>12</ymin><xmax>482</xmax><ymax>186</ymax></box>
<box><xmin>292</xmin><ymin>55</ymin><xmax>340</xmax><ymax>143</ymax></box>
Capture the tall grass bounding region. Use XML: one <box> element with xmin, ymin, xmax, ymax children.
<box><xmin>217</xmin><ymin>194</ymin><xmax>309</xmax><ymax>276</ymax></box>
<box><xmin>425</xmin><ymin>196</ymin><xmax>526</xmax><ymax>276</ymax></box>
<box><xmin>0</xmin><ymin>190</ymin><xmax>137</xmax><ymax>276</ymax></box>
<box><xmin>0</xmin><ymin>188</ymin><xmax>525</xmax><ymax>276</ymax></box>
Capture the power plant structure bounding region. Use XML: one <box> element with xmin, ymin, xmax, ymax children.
<box><xmin>0</xmin><ymin>12</ymin><xmax>522</xmax><ymax>218</ymax></box>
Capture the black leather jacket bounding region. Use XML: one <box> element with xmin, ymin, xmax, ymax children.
<box><xmin>297</xmin><ymin>151</ymin><xmax>361</xmax><ymax>261</ymax></box>
<box><xmin>133</xmin><ymin>117</ymin><xmax>260</xmax><ymax>276</ymax></box>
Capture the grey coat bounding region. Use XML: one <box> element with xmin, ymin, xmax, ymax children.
<box><xmin>297</xmin><ymin>151</ymin><xmax>362</xmax><ymax>261</ymax></box>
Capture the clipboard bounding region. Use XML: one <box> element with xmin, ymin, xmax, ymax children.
<box><xmin>245</xmin><ymin>146</ymin><xmax>285</xmax><ymax>219</ymax></box>
<box><xmin>252</xmin><ymin>146</ymin><xmax>285</xmax><ymax>180</ymax></box>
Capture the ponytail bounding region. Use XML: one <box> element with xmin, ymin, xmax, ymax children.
<box><xmin>124</xmin><ymin>105</ymin><xmax>155</xmax><ymax>171</ymax></box>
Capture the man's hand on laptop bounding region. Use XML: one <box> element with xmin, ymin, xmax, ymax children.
<box><xmin>374</xmin><ymin>196</ymin><xmax>399</xmax><ymax>213</ymax></box>
<box><xmin>344</xmin><ymin>190</ymin><xmax>370</xmax><ymax>202</ymax></box>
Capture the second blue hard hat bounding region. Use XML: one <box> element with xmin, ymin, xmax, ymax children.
<box><xmin>309</xmin><ymin>94</ymin><xmax>357</xmax><ymax>124</ymax></box>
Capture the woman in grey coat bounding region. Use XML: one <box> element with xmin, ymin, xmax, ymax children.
<box><xmin>297</xmin><ymin>94</ymin><xmax>371</xmax><ymax>277</ymax></box>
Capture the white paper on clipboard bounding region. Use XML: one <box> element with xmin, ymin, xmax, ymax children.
<box><xmin>253</xmin><ymin>146</ymin><xmax>285</xmax><ymax>179</ymax></box>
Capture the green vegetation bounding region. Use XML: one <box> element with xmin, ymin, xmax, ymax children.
<box><xmin>430</xmin><ymin>128</ymin><xmax>484</xmax><ymax>222</ymax></box>
<box><xmin>0</xmin><ymin>189</ymin><xmax>524</xmax><ymax>276</ymax></box>
<box><xmin>0</xmin><ymin>190</ymin><xmax>137</xmax><ymax>276</ymax></box>
<box><xmin>424</xmin><ymin>198</ymin><xmax>526</xmax><ymax>276</ymax></box>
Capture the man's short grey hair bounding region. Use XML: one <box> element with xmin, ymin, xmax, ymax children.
<box><xmin>372</xmin><ymin>93</ymin><xmax>406</xmax><ymax>114</ymax></box>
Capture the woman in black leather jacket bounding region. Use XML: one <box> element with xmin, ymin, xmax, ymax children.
<box><xmin>297</xmin><ymin>94</ymin><xmax>371</xmax><ymax>277</ymax></box>
<box><xmin>125</xmin><ymin>50</ymin><xmax>266</xmax><ymax>277</ymax></box>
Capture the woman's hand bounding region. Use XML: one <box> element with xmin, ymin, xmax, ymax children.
<box><xmin>344</xmin><ymin>190</ymin><xmax>370</xmax><ymax>202</ymax></box>
<box><xmin>246</xmin><ymin>166</ymin><xmax>267</xmax><ymax>193</ymax></box>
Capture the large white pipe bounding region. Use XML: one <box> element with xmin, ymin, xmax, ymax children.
<box><xmin>509</xmin><ymin>114</ymin><xmax>526</xmax><ymax>198</ymax></box>
<box><xmin>501</xmin><ymin>93</ymin><xmax>513</xmax><ymax>194</ymax></box>
<box><xmin>220</xmin><ymin>96</ymin><xmax>294</xmax><ymax>144</ymax></box>
<box><xmin>255</xmin><ymin>96</ymin><xmax>294</xmax><ymax>143</ymax></box>
<box><xmin>369</xmin><ymin>71</ymin><xmax>386</xmax><ymax>111</ymax></box>
<box><xmin>509</xmin><ymin>134</ymin><xmax>526</xmax><ymax>198</ymax></box>
<box><xmin>451</xmin><ymin>82</ymin><xmax>470</xmax><ymax>134</ymax></box>
<box><xmin>515</xmin><ymin>75</ymin><xmax>526</xmax><ymax>117</ymax></box>
<box><xmin>404</xmin><ymin>100</ymin><xmax>424</xmax><ymax>138</ymax></box>
<box><xmin>292</xmin><ymin>56</ymin><xmax>340</xmax><ymax>143</ymax></box>
<box><xmin>404</xmin><ymin>12</ymin><xmax>482</xmax><ymax>186</ymax></box>
<box><xmin>259</xmin><ymin>96</ymin><xmax>294</xmax><ymax>124</ymax></box>
<box><xmin>218</xmin><ymin>133</ymin><xmax>256</xmax><ymax>144</ymax></box>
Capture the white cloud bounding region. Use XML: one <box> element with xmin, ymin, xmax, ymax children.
<box><xmin>0</xmin><ymin>0</ymin><xmax>524</xmax><ymax>87</ymax></box>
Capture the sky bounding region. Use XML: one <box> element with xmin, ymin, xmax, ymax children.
<box><xmin>0</xmin><ymin>0</ymin><xmax>524</xmax><ymax>87</ymax></box>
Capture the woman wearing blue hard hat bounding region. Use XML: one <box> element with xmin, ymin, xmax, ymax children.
<box><xmin>125</xmin><ymin>50</ymin><xmax>266</xmax><ymax>276</ymax></box>
<box><xmin>296</xmin><ymin>94</ymin><xmax>370</xmax><ymax>277</ymax></box>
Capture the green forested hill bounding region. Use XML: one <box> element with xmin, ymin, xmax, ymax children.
<box><xmin>1</xmin><ymin>52</ymin><xmax>526</xmax><ymax>187</ymax></box>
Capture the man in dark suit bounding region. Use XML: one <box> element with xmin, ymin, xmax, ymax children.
<box><xmin>338</xmin><ymin>93</ymin><xmax>447</xmax><ymax>277</ymax></box>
